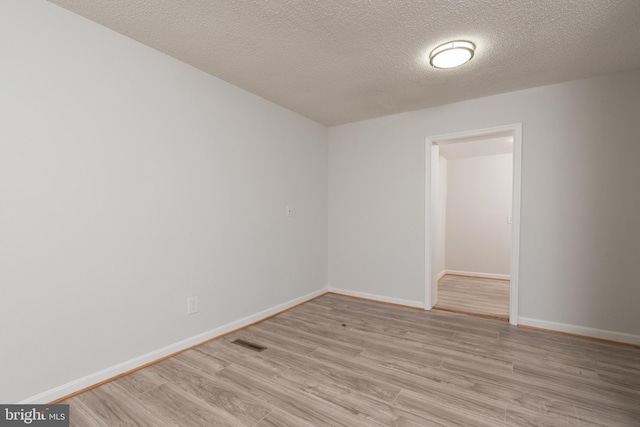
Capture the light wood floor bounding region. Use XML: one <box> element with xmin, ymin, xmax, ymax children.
<box><xmin>64</xmin><ymin>293</ymin><xmax>640</xmax><ymax>426</ymax></box>
<box><xmin>435</xmin><ymin>274</ymin><xmax>510</xmax><ymax>320</ymax></box>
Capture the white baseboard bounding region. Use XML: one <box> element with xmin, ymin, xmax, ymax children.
<box><xmin>445</xmin><ymin>270</ymin><xmax>510</xmax><ymax>280</ymax></box>
<box><xmin>518</xmin><ymin>317</ymin><xmax>640</xmax><ymax>346</ymax></box>
<box><xmin>19</xmin><ymin>287</ymin><xmax>328</xmax><ymax>404</ymax></box>
<box><xmin>328</xmin><ymin>287</ymin><xmax>424</xmax><ymax>309</ymax></box>
<box><xmin>437</xmin><ymin>270</ymin><xmax>447</xmax><ymax>281</ymax></box>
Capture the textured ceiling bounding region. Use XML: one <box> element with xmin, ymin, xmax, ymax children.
<box><xmin>46</xmin><ymin>0</ymin><xmax>640</xmax><ymax>126</ymax></box>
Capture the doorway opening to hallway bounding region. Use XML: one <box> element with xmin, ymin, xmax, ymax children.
<box><xmin>425</xmin><ymin>124</ymin><xmax>522</xmax><ymax>324</ymax></box>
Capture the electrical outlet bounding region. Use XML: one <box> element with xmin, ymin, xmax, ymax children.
<box><xmin>187</xmin><ymin>296</ymin><xmax>199</xmax><ymax>315</ymax></box>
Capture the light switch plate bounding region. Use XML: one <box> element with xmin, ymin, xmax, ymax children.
<box><xmin>187</xmin><ymin>296</ymin><xmax>199</xmax><ymax>315</ymax></box>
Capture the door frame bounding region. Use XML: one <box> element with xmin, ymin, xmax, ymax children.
<box><xmin>424</xmin><ymin>123</ymin><xmax>522</xmax><ymax>325</ymax></box>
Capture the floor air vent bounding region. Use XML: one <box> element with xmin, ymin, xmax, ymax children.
<box><xmin>231</xmin><ymin>339</ymin><xmax>266</xmax><ymax>352</ymax></box>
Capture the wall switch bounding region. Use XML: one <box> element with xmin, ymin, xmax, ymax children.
<box><xmin>286</xmin><ymin>205</ymin><xmax>294</xmax><ymax>217</ymax></box>
<box><xmin>507</xmin><ymin>215</ymin><xmax>513</xmax><ymax>224</ymax></box>
<box><xmin>187</xmin><ymin>296</ymin><xmax>199</xmax><ymax>315</ymax></box>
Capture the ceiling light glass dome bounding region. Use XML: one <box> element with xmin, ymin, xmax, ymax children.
<box><xmin>429</xmin><ymin>41</ymin><xmax>475</xmax><ymax>69</ymax></box>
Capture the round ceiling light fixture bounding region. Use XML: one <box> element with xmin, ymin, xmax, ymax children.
<box><xmin>429</xmin><ymin>40</ymin><xmax>475</xmax><ymax>69</ymax></box>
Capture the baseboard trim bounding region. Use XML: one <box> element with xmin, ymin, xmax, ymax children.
<box><xmin>437</xmin><ymin>270</ymin><xmax>447</xmax><ymax>281</ymax></box>
<box><xmin>327</xmin><ymin>287</ymin><xmax>424</xmax><ymax>309</ymax></box>
<box><xmin>518</xmin><ymin>317</ymin><xmax>640</xmax><ymax>347</ymax></box>
<box><xmin>445</xmin><ymin>270</ymin><xmax>510</xmax><ymax>281</ymax></box>
<box><xmin>20</xmin><ymin>287</ymin><xmax>328</xmax><ymax>404</ymax></box>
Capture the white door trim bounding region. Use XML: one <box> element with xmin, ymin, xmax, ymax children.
<box><xmin>424</xmin><ymin>123</ymin><xmax>522</xmax><ymax>325</ymax></box>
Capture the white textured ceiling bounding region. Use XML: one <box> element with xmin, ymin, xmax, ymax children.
<box><xmin>46</xmin><ymin>0</ymin><xmax>640</xmax><ymax>126</ymax></box>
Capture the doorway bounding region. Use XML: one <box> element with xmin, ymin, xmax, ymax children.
<box><xmin>425</xmin><ymin>124</ymin><xmax>522</xmax><ymax>325</ymax></box>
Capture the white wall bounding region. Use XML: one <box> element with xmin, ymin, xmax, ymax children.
<box><xmin>328</xmin><ymin>68</ymin><xmax>640</xmax><ymax>340</ymax></box>
<box><xmin>0</xmin><ymin>1</ymin><xmax>327</xmax><ymax>403</ymax></box>
<box><xmin>429</xmin><ymin>149</ymin><xmax>447</xmax><ymax>306</ymax></box>
<box><xmin>428</xmin><ymin>153</ymin><xmax>448</xmax><ymax>306</ymax></box>
<box><xmin>327</xmin><ymin>116</ymin><xmax>426</xmax><ymax>305</ymax></box>
<box><xmin>436</xmin><ymin>155</ymin><xmax>447</xmax><ymax>279</ymax></box>
<box><xmin>445</xmin><ymin>153</ymin><xmax>512</xmax><ymax>276</ymax></box>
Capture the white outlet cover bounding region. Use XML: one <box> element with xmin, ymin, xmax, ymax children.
<box><xmin>187</xmin><ymin>296</ymin><xmax>199</xmax><ymax>315</ymax></box>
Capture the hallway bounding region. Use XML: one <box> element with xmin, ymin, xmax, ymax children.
<box><xmin>435</xmin><ymin>274</ymin><xmax>510</xmax><ymax>320</ymax></box>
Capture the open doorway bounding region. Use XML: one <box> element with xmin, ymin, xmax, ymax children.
<box><xmin>425</xmin><ymin>124</ymin><xmax>522</xmax><ymax>325</ymax></box>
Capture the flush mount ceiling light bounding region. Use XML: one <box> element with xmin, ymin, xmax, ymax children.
<box><xmin>429</xmin><ymin>40</ymin><xmax>475</xmax><ymax>69</ymax></box>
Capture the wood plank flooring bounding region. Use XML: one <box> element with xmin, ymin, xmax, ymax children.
<box><xmin>435</xmin><ymin>274</ymin><xmax>510</xmax><ymax>319</ymax></box>
<box><xmin>63</xmin><ymin>293</ymin><xmax>640</xmax><ymax>426</ymax></box>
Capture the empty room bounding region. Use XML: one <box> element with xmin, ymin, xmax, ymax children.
<box><xmin>2</xmin><ymin>1</ymin><xmax>640</xmax><ymax>426</ymax></box>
